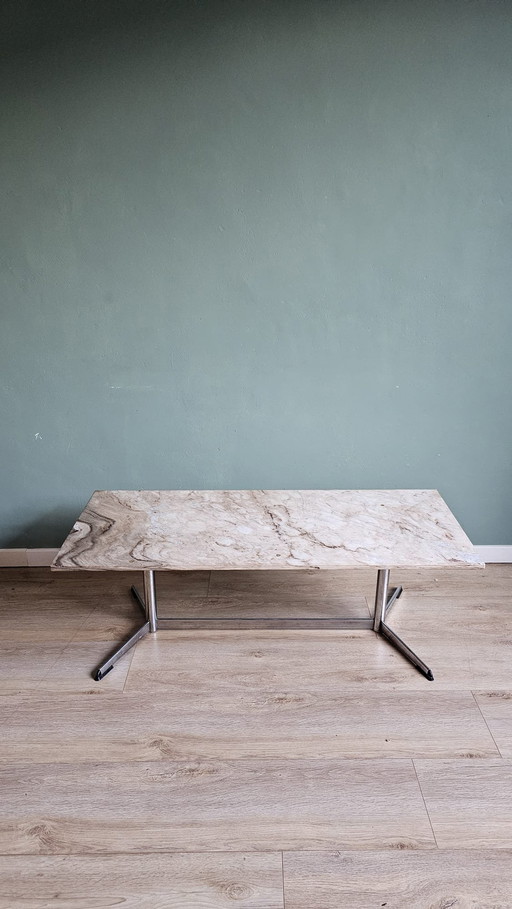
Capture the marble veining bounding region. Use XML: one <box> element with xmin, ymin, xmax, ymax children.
<box><xmin>51</xmin><ymin>490</ymin><xmax>484</xmax><ymax>571</ymax></box>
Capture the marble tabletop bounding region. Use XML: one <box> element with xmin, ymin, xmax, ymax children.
<box><xmin>51</xmin><ymin>489</ymin><xmax>484</xmax><ymax>572</ymax></box>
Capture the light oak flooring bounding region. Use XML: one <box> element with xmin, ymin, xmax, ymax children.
<box><xmin>0</xmin><ymin>565</ymin><xmax>511</xmax><ymax>906</ymax></box>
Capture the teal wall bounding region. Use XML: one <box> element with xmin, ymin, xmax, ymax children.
<box><xmin>1</xmin><ymin>0</ymin><xmax>511</xmax><ymax>547</ymax></box>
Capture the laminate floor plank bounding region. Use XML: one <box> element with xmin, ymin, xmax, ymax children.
<box><xmin>0</xmin><ymin>568</ymin><xmax>208</xmax><ymax>599</ymax></box>
<box><xmin>209</xmin><ymin>569</ymin><xmax>379</xmax><ymax>599</ymax></box>
<box><xmin>125</xmin><ymin>625</ymin><xmax>511</xmax><ymax>690</ymax></box>
<box><xmin>0</xmin><ymin>853</ymin><xmax>283</xmax><ymax>908</ymax></box>
<box><xmin>208</xmin><ymin>565</ymin><xmax>506</xmax><ymax>599</ymax></box>
<box><xmin>126</xmin><ymin>630</ymin><xmax>428</xmax><ymax>690</ymax></box>
<box><xmin>0</xmin><ymin>569</ymin><xmax>98</xmax><ymax>643</ymax></box>
<box><xmin>160</xmin><ymin>593</ymin><xmax>370</xmax><ymax>620</ymax></box>
<box><xmin>0</xmin><ymin>689</ymin><xmax>497</xmax><ymax>763</ymax></box>
<box><xmin>34</xmin><ymin>642</ymin><xmax>132</xmax><ymax>694</ymax></box>
<box><xmin>390</xmin><ymin>564</ymin><xmax>510</xmax><ymax>596</ymax></box>
<box><xmin>381</xmin><ymin>594</ymin><xmax>512</xmax><ymax>634</ymax></box>
<box><xmin>283</xmin><ymin>849</ymin><xmax>512</xmax><ymax>908</ymax></box>
<box><xmin>0</xmin><ymin>759</ymin><xmax>434</xmax><ymax>854</ymax></box>
<box><xmin>53</xmin><ymin>569</ymin><xmax>210</xmax><ymax>598</ymax></box>
<box><xmin>415</xmin><ymin>759</ymin><xmax>512</xmax><ymax>848</ymax></box>
<box><xmin>0</xmin><ymin>568</ymin><xmax>209</xmax><ymax>646</ymax></box>
<box><xmin>76</xmin><ymin>595</ymin><xmax>369</xmax><ymax>642</ymax></box>
<box><xmin>474</xmin><ymin>690</ymin><xmax>512</xmax><ymax>757</ymax></box>
<box><xmin>0</xmin><ymin>607</ymin><xmax>95</xmax><ymax>644</ymax></box>
<box><xmin>382</xmin><ymin>633</ymin><xmax>512</xmax><ymax>690</ymax></box>
<box><xmin>365</xmin><ymin>593</ymin><xmax>512</xmax><ymax>689</ymax></box>
<box><xmin>0</xmin><ymin>643</ymin><xmax>70</xmax><ymax>693</ymax></box>
<box><xmin>0</xmin><ymin>640</ymin><xmax>130</xmax><ymax>694</ymax></box>
<box><xmin>2</xmin><ymin>562</ymin><xmax>512</xmax><ymax>905</ymax></box>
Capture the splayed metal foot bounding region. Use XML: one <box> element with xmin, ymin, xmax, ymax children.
<box><xmin>93</xmin><ymin>620</ymin><xmax>150</xmax><ymax>681</ymax></box>
<box><xmin>373</xmin><ymin>569</ymin><xmax>434</xmax><ymax>681</ymax></box>
<box><xmin>93</xmin><ymin>570</ymin><xmax>158</xmax><ymax>681</ymax></box>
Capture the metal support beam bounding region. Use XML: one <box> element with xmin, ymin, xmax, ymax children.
<box><xmin>157</xmin><ymin>616</ymin><xmax>374</xmax><ymax>631</ymax></box>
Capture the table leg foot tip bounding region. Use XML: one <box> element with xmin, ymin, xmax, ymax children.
<box><xmin>93</xmin><ymin>665</ymin><xmax>114</xmax><ymax>682</ymax></box>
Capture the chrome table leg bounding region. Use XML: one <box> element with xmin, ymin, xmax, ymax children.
<box><xmin>373</xmin><ymin>568</ymin><xmax>434</xmax><ymax>681</ymax></box>
<box><xmin>144</xmin><ymin>569</ymin><xmax>158</xmax><ymax>633</ymax></box>
<box><xmin>93</xmin><ymin>569</ymin><xmax>158</xmax><ymax>681</ymax></box>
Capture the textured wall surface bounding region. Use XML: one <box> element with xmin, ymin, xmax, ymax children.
<box><xmin>1</xmin><ymin>0</ymin><xmax>511</xmax><ymax>546</ymax></box>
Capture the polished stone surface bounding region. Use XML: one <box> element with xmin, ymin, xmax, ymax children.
<box><xmin>52</xmin><ymin>490</ymin><xmax>484</xmax><ymax>572</ymax></box>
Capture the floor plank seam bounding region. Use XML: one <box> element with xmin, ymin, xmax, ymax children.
<box><xmin>121</xmin><ymin>646</ymin><xmax>139</xmax><ymax>693</ymax></box>
<box><xmin>68</xmin><ymin>600</ymin><xmax>106</xmax><ymax>644</ymax></box>
<box><xmin>412</xmin><ymin>758</ymin><xmax>439</xmax><ymax>849</ymax></box>
<box><xmin>34</xmin><ymin>640</ymin><xmax>74</xmax><ymax>690</ymax></box>
<box><xmin>470</xmin><ymin>689</ymin><xmax>504</xmax><ymax>758</ymax></box>
<box><xmin>0</xmin><ymin>849</ymin><xmax>306</xmax><ymax>858</ymax></box>
<box><xmin>34</xmin><ymin>597</ymin><xmax>109</xmax><ymax>689</ymax></box>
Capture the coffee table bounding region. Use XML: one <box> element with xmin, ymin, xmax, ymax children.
<box><xmin>51</xmin><ymin>489</ymin><xmax>484</xmax><ymax>682</ymax></box>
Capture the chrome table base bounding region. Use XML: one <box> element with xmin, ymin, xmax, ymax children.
<box><xmin>92</xmin><ymin>568</ymin><xmax>434</xmax><ymax>682</ymax></box>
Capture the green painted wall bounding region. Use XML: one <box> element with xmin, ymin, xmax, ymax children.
<box><xmin>1</xmin><ymin>0</ymin><xmax>511</xmax><ymax>547</ymax></box>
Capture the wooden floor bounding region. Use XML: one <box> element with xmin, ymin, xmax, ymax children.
<box><xmin>1</xmin><ymin>565</ymin><xmax>512</xmax><ymax>906</ymax></box>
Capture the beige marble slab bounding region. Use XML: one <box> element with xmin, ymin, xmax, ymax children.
<box><xmin>52</xmin><ymin>489</ymin><xmax>483</xmax><ymax>571</ymax></box>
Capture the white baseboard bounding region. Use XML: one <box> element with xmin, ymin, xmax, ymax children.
<box><xmin>0</xmin><ymin>548</ymin><xmax>59</xmax><ymax>567</ymax></box>
<box><xmin>0</xmin><ymin>545</ymin><xmax>510</xmax><ymax>567</ymax></box>
<box><xmin>27</xmin><ymin>548</ymin><xmax>60</xmax><ymax>566</ymax></box>
<box><xmin>0</xmin><ymin>549</ymin><xmax>29</xmax><ymax>567</ymax></box>
<box><xmin>473</xmin><ymin>545</ymin><xmax>512</xmax><ymax>563</ymax></box>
